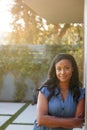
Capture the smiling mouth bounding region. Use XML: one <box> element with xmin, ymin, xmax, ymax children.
<box><xmin>60</xmin><ymin>76</ymin><xmax>67</xmax><ymax>79</ymax></box>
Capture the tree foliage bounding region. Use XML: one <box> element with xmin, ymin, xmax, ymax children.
<box><xmin>0</xmin><ymin>0</ymin><xmax>84</xmax><ymax>101</ymax></box>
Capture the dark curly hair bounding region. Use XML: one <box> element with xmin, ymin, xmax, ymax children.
<box><xmin>41</xmin><ymin>53</ymin><xmax>81</xmax><ymax>102</ymax></box>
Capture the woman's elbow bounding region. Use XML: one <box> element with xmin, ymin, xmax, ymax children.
<box><xmin>37</xmin><ymin>114</ymin><xmax>47</xmax><ymax>126</ymax></box>
<box><xmin>37</xmin><ymin>115</ymin><xmax>43</xmax><ymax>125</ymax></box>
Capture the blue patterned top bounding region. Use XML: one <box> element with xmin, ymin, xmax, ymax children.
<box><xmin>33</xmin><ymin>86</ymin><xmax>85</xmax><ymax>130</ymax></box>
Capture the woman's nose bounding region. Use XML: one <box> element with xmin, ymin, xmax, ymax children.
<box><xmin>61</xmin><ymin>69</ymin><xmax>65</xmax><ymax>74</ymax></box>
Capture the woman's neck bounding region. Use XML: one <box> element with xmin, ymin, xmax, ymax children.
<box><xmin>58</xmin><ymin>82</ymin><xmax>69</xmax><ymax>91</ymax></box>
<box><xmin>58</xmin><ymin>82</ymin><xmax>69</xmax><ymax>101</ymax></box>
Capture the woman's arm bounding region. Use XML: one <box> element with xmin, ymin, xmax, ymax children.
<box><xmin>36</xmin><ymin>92</ymin><xmax>84</xmax><ymax>128</ymax></box>
<box><xmin>75</xmin><ymin>98</ymin><xmax>85</xmax><ymax>118</ymax></box>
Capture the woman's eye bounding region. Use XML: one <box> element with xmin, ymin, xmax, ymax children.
<box><xmin>65</xmin><ymin>66</ymin><xmax>70</xmax><ymax>70</ymax></box>
<box><xmin>56</xmin><ymin>66</ymin><xmax>70</xmax><ymax>71</ymax></box>
<box><xmin>56</xmin><ymin>67</ymin><xmax>61</xmax><ymax>71</ymax></box>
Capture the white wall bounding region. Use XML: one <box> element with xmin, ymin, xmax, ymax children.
<box><xmin>84</xmin><ymin>0</ymin><xmax>87</xmax><ymax>130</ymax></box>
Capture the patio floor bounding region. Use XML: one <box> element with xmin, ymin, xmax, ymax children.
<box><xmin>0</xmin><ymin>102</ymin><xmax>85</xmax><ymax>130</ymax></box>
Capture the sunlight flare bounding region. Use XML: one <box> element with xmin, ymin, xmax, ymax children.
<box><xmin>0</xmin><ymin>0</ymin><xmax>14</xmax><ymax>33</ymax></box>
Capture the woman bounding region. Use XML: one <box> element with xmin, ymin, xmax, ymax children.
<box><xmin>33</xmin><ymin>53</ymin><xmax>85</xmax><ymax>130</ymax></box>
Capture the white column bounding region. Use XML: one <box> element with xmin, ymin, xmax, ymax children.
<box><xmin>84</xmin><ymin>0</ymin><xmax>87</xmax><ymax>130</ymax></box>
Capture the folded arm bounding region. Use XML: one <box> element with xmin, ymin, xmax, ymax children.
<box><xmin>36</xmin><ymin>92</ymin><xmax>85</xmax><ymax>128</ymax></box>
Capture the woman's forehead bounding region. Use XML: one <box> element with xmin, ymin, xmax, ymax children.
<box><xmin>55</xmin><ymin>59</ymin><xmax>72</xmax><ymax>66</ymax></box>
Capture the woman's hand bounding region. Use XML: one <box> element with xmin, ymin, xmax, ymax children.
<box><xmin>73</xmin><ymin>117</ymin><xmax>84</xmax><ymax>128</ymax></box>
<box><xmin>36</xmin><ymin>120</ymin><xmax>40</xmax><ymax>127</ymax></box>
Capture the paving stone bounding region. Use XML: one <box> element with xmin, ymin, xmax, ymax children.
<box><xmin>0</xmin><ymin>102</ymin><xmax>25</xmax><ymax>115</ymax></box>
<box><xmin>6</xmin><ymin>124</ymin><xmax>33</xmax><ymax>130</ymax></box>
<box><xmin>0</xmin><ymin>116</ymin><xmax>11</xmax><ymax>126</ymax></box>
<box><xmin>73</xmin><ymin>127</ymin><xmax>84</xmax><ymax>130</ymax></box>
<box><xmin>13</xmin><ymin>104</ymin><xmax>36</xmax><ymax>124</ymax></box>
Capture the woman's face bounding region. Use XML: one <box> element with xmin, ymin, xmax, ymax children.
<box><xmin>55</xmin><ymin>59</ymin><xmax>73</xmax><ymax>83</ymax></box>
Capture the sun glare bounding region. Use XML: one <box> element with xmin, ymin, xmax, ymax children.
<box><xmin>0</xmin><ymin>0</ymin><xmax>14</xmax><ymax>33</ymax></box>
